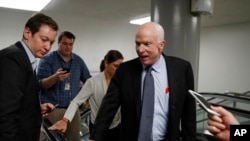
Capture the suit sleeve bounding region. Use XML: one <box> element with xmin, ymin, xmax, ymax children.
<box><xmin>64</xmin><ymin>78</ymin><xmax>93</xmax><ymax>122</ymax></box>
<box><xmin>0</xmin><ymin>54</ymin><xmax>27</xmax><ymax>140</ymax></box>
<box><xmin>181</xmin><ymin>62</ymin><xmax>197</xmax><ymax>141</ymax></box>
<box><xmin>89</xmin><ymin>69</ymin><xmax>121</xmax><ymax>140</ymax></box>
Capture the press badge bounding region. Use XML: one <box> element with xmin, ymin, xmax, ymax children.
<box><xmin>64</xmin><ymin>82</ymin><xmax>70</xmax><ymax>90</ymax></box>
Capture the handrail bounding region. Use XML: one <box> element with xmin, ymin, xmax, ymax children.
<box><xmin>196</xmin><ymin>92</ymin><xmax>250</xmax><ymax>125</ymax></box>
<box><xmin>42</xmin><ymin>118</ymin><xmax>67</xmax><ymax>141</ymax></box>
<box><xmin>195</xmin><ymin>92</ymin><xmax>250</xmax><ymax>141</ymax></box>
<box><xmin>41</xmin><ymin>108</ymin><xmax>91</xmax><ymax>141</ymax></box>
<box><xmin>197</xmin><ymin>104</ymin><xmax>250</xmax><ymax>123</ymax></box>
<box><xmin>211</xmin><ymin>104</ymin><xmax>250</xmax><ymax>119</ymax></box>
<box><xmin>196</xmin><ymin>92</ymin><xmax>250</xmax><ymax>116</ymax></box>
<box><xmin>81</xmin><ymin>107</ymin><xmax>91</xmax><ymax>118</ymax></box>
<box><xmin>196</xmin><ymin>133</ymin><xmax>221</xmax><ymax>141</ymax></box>
<box><xmin>199</xmin><ymin>92</ymin><xmax>250</xmax><ymax>104</ymax></box>
<box><xmin>80</xmin><ymin>108</ymin><xmax>91</xmax><ymax>139</ymax></box>
<box><xmin>243</xmin><ymin>90</ymin><xmax>250</xmax><ymax>95</ymax></box>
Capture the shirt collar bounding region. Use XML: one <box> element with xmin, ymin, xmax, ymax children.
<box><xmin>56</xmin><ymin>50</ymin><xmax>74</xmax><ymax>61</ymax></box>
<box><xmin>143</xmin><ymin>54</ymin><xmax>164</xmax><ymax>73</ymax></box>
<box><xmin>20</xmin><ymin>41</ymin><xmax>37</xmax><ymax>70</ymax></box>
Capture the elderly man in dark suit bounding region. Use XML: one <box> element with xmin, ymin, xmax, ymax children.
<box><xmin>0</xmin><ymin>13</ymin><xmax>58</xmax><ymax>141</ymax></box>
<box><xmin>89</xmin><ymin>22</ymin><xmax>196</xmax><ymax>141</ymax></box>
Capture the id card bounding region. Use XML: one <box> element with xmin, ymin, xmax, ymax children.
<box><xmin>64</xmin><ymin>82</ymin><xmax>70</xmax><ymax>90</ymax></box>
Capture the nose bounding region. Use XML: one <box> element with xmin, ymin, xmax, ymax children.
<box><xmin>136</xmin><ymin>45</ymin><xmax>146</xmax><ymax>53</ymax></box>
<box><xmin>44</xmin><ymin>43</ymin><xmax>51</xmax><ymax>52</ymax></box>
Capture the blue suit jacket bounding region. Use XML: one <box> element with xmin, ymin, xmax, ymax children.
<box><xmin>90</xmin><ymin>54</ymin><xmax>196</xmax><ymax>141</ymax></box>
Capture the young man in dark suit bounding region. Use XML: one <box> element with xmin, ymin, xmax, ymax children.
<box><xmin>0</xmin><ymin>13</ymin><xmax>59</xmax><ymax>141</ymax></box>
<box><xmin>89</xmin><ymin>22</ymin><xmax>196</xmax><ymax>141</ymax></box>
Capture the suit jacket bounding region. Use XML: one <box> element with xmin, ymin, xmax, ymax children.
<box><xmin>0</xmin><ymin>42</ymin><xmax>42</xmax><ymax>141</ymax></box>
<box><xmin>90</xmin><ymin>54</ymin><xmax>196</xmax><ymax>141</ymax></box>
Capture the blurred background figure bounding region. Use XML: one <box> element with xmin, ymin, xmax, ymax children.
<box><xmin>37</xmin><ymin>31</ymin><xmax>91</xmax><ymax>141</ymax></box>
<box><xmin>49</xmin><ymin>50</ymin><xmax>124</xmax><ymax>141</ymax></box>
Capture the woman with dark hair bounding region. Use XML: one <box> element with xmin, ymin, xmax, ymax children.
<box><xmin>48</xmin><ymin>50</ymin><xmax>123</xmax><ymax>141</ymax></box>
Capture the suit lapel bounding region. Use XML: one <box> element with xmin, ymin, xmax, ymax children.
<box><xmin>15</xmin><ymin>41</ymin><xmax>34</xmax><ymax>73</ymax></box>
<box><xmin>132</xmin><ymin>59</ymin><xmax>144</xmax><ymax>121</ymax></box>
<box><xmin>164</xmin><ymin>55</ymin><xmax>178</xmax><ymax>118</ymax></box>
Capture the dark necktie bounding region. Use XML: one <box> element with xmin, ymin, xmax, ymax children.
<box><xmin>138</xmin><ymin>66</ymin><xmax>155</xmax><ymax>141</ymax></box>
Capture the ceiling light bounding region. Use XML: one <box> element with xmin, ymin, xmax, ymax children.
<box><xmin>130</xmin><ymin>16</ymin><xmax>151</xmax><ymax>25</ymax></box>
<box><xmin>0</xmin><ymin>0</ymin><xmax>51</xmax><ymax>11</ymax></box>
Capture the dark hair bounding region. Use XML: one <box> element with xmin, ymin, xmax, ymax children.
<box><xmin>24</xmin><ymin>13</ymin><xmax>58</xmax><ymax>35</ymax></box>
<box><xmin>58</xmin><ymin>31</ymin><xmax>76</xmax><ymax>43</ymax></box>
<box><xmin>100</xmin><ymin>50</ymin><xmax>124</xmax><ymax>72</ymax></box>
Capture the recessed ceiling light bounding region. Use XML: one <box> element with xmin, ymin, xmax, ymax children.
<box><xmin>130</xmin><ymin>16</ymin><xmax>151</xmax><ymax>25</ymax></box>
<box><xmin>0</xmin><ymin>0</ymin><xmax>51</xmax><ymax>11</ymax></box>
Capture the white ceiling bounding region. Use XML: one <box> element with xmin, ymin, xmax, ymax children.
<box><xmin>43</xmin><ymin>0</ymin><xmax>250</xmax><ymax>27</ymax></box>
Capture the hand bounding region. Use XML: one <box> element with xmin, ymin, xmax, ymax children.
<box><xmin>41</xmin><ymin>103</ymin><xmax>55</xmax><ymax>118</ymax></box>
<box><xmin>207</xmin><ymin>106</ymin><xmax>239</xmax><ymax>141</ymax></box>
<box><xmin>48</xmin><ymin>118</ymin><xmax>69</xmax><ymax>133</ymax></box>
<box><xmin>56</xmin><ymin>68</ymin><xmax>70</xmax><ymax>81</ymax></box>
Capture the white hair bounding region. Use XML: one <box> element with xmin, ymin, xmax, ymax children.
<box><xmin>153</xmin><ymin>22</ymin><xmax>165</xmax><ymax>41</ymax></box>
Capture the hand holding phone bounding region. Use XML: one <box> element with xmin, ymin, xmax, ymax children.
<box><xmin>188</xmin><ymin>90</ymin><xmax>221</xmax><ymax>116</ymax></box>
<box><xmin>62</xmin><ymin>68</ymin><xmax>70</xmax><ymax>73</ymax></box>
<box><xmin>43</xmin><ymin>104</ymin><xmax>59</xmax><ymax>114</ymax></box>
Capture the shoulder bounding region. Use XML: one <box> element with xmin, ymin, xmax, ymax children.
<box><xmin>1</xmin><ymin>44</ymin><xmax>20</xmax><ymax>54</ymax></box>
<box><xmin>89</xmin><ymin>73</ymin><xmax>104</xmax><ymax>81</ymax></box>
<box><xmin>115</xmin><ymin>58</ymin><xmax>142</xmax><ymax>76</ymax></box>
<box><xmin>164</xmin><ymin>55</ymin><xmax>191</xmax><ymax>66</ymax></box>
<box><xmin>85</xmin><ymin>73</ymin><xmax>104</xmax><ymax>85</ymax></box>
<box><xmin>119</xmin><ymin>58</ymin><xmax>141</xmax><ymax>69</ymax></box>
<box><xmin>39</xmin><ymin>51</ymin><xmax>58</xmax><ymax>65</ymax></box>
<box><xmin>40</xmin><ymin>51</ymin><xmax>56</xmax><ymax>61</ymax></box>
<box><xmin>72</xmin><ymin>53</ymin><xmax>83</xmax><ymax>60</ymax></box>
<box><xmin>0</xmin><ymin>44</ymin><xmax>30</xmax><ymax>70</ymax></box>
<box><xmin>44</xmin><ymin>51</ymin><xmax>56</xmax><ymax>58</ymax></box>
<box><xmin>72</xmin><ymin>53</ymin><xmax>87</xmax><ymax>65</ymax></box>
<box><xmin>0</xmin><ymin>44</ymin><xmax>27</xmax><ymax>60</ymax></box>
<box><xmin>163</xmin><ymin>55</ymin><xmax>193</xmax><ymax>74</ymax></box>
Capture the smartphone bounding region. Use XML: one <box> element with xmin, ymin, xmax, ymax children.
<box><xmin>62</xmin><ymin>68</ymin><xmax>70</xmax><ymax>73</ymax></box>
<box><xmin>188</xmin><ymin>90</ymin><xmax>221</xmax><ymax>116</ymax></box>
<box><xmin>43</xmin><ymin>104</ymin><xmax>59</xmax><ymax>114</ymax></box>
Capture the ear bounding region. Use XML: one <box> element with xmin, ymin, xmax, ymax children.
<box><xmin>104</xmin><ymin>60</ymin><xmax>108</xmax><ymax>67</ymax></box>
<box><xmin>159</xmin><ymin>40</ymin><xmax>166</xmax><ymax>52</ymax></box>
<box><xmin>23</xmin><ymin>27</ymin><xmax>31</xmax><ymax>40</ymax></box>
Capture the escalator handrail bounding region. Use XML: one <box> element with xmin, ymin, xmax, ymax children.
<box><xmin>196</xmin><ymin>103</ymin><xmax>250</xmax><ymax>125</ymax></box>
<box><xmin>211</xmin><ymin>104</ymin><xmax>250</xmax><ymax>119</ymax></box>
<box><xmin>42</xmin><ymin>118</ymin><xmax>67</xmax><ymax>141</ymax></box>
<box><xmin>81</xmin><ymin>107</ymin><xmax>91</xmax><ymax>118</ymax></box>
<box><xmin>199</xmin><ymin>92</ymin><xmax>250</xmax><ymax>104</ymax></box>
<box><xmin>226</xmin><ymin>90</ymin><xmax>250</xmax><ymax>97</ymax></box>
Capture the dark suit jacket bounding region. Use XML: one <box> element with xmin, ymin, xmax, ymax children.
<box><xmin>90</xmin><ymin>54</ymin><xmax>196</xmax><ymax>141</ymax></box>
<box><xmin>0</xmin><ymin>42</ymin><xmax>42</xmax><ymax>141</ymax></box>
